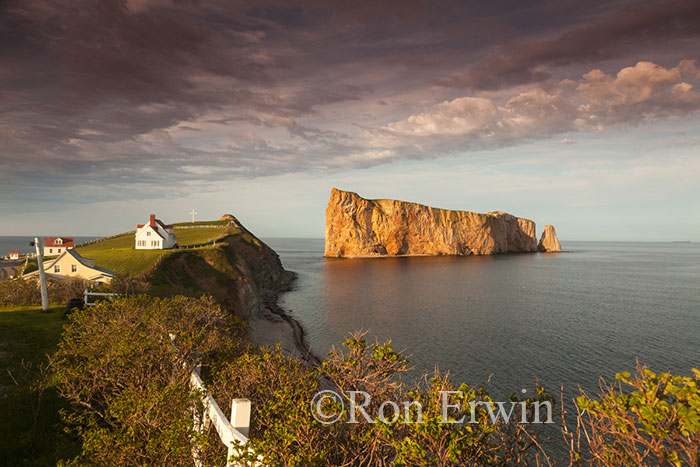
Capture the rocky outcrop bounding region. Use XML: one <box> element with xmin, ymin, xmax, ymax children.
<box><xmin>325</xmin><ymin>188</ymin><xmax>539</xmax><ymax>257</ymax></box>
<box><xmin>537</xmin><ymin>225</ymin><xmax>562</xmax><ymax>252</ymax></box>
<box><xmin>148</xmin><ymin>218</ymin><xmax>295</xmax><ymax>319</ymax></box>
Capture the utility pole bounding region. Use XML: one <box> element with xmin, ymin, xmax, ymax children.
<box><xmin>33</xmin><ymin>237</ymin><xmax>49</xmax><ymax>311</ymax></box>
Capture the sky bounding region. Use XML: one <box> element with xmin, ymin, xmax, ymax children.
<box><xmin>1</xmin><ymin>0</ymin><xmax>699</xmax><ymax>241</ymax></box>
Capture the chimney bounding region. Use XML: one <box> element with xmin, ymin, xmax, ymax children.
<box><xmin>150</xmin><ymin>214</ymin><xmax>156</xmax><ymax>227</ymax></box>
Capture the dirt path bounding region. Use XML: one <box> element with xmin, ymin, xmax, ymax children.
<box><xmin>0</xmin><ymin>260</ymin><xmax>21</xmax><ymax>281</ymax></box>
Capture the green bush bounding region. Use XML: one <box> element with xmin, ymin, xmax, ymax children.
<box><xmin>214</xmin><ymin>333</ymin><xmax>554</xmax><ymax>467</ymax></box>
<box><xmin>570</xmin><ymin>365</ymin><xmax>699</xmax><ymax>466</ymax></box>
<box><xmin>50</xmin><ymin>295</ymin><xmax>246</xmax><ymax>465</ymax></box>
<box><xmin>0</xmin><ymin>277</ymin><xmax>91</xmax><ymax>307</ymax></box>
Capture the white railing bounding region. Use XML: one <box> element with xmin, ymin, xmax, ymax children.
<box><xmin>169</xmin><ymin>333</ymin><xmax>259</xmax><ymax>467</ymax></box>
<box><xmin>83</xmin><ymin>290</ymin><xmax>121</xmax><ymax>306</ymax></box>
<box><xmin>190</xmin><ymin>365</ymin><xmax>255</xmax><ymax>466</ymax></box>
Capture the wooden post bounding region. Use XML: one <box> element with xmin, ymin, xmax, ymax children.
<box><xmin>34</xmin><ymin>237</ymin><xmax>48</xmax><ymax>311</ymax></box>
<box><xmin>230</xmin><ymin>399</ymin><xmax>250</xmax><ymax>437</ymax></box>
<box><xmin>229</xmin><ymin>399</ymin><xmax>250</xmax><ymax>466</ymax></box>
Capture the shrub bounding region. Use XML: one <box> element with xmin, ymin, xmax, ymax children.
<box><xmin>0</xmin><ymin>278</ymin><xmax>41</xmax><ymax>306</ymax></box>
<box><xmin>211</xmin><ymin>347</ymin><xmax>330</xmax><ymax>466</ymax></box>
<box><xmin>215</xmin><ymin>333</ymin><xmax>555</xmax><ymax>467</ymax></box>
<box><xmin>0</xmin><ymin>277</ymin><xmax>91</xmax><ymax>307</ymax></box>
<box><xmin>569</xmin><ymin>365</ymin><xmax>699</xmax><ymax>466</ymax></box>
<box><xmin>50</xmin><ymin>295</ymin><xmax>245</xmax><ymax>465</ymax></box>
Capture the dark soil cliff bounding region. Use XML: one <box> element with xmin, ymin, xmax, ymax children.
<box><xmin>147</xmin><ymin>217</ymin><xmax>295</xmax><ymax>319</ymax></box>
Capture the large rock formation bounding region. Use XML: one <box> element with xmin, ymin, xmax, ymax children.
<box><xmin>537</xmin><ymin>224</ymin><xmax>562</xmax><ymax>252</ymax></box>
<box><xmin>325</xmin><ymin>188</ymin><xmax>540</xmax><ymax>257</ymax></box>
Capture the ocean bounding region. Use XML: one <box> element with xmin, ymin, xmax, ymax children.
<box><xmin>264</xmin><ymin>239</ymin><xmax>700</xmax><ymax>400</ymax></box>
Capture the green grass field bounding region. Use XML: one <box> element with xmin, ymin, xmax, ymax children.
<box><xmin>74</xmin><ymin>223</ymin><xmax>238</xmax><ymax>276</ymax></box>
<box><xmin>0</xmin><ymin>305</ymin><xmax>77</xmax><ymax>464</ymax></box>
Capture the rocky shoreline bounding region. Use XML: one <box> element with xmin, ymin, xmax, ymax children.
<box><xmin>249</xmin><ymin>288</ymin><xmax>321</xmax><ymax>366</ymax></box>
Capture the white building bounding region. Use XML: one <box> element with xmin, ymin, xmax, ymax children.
<box><xmin>135</xmin><ymin>214</ymin><xmax>177</xmax><ymax>249</ymax></box>
<box><xmin>44</xmin><ymin>237</ymin><xmax>74</xmax><ymax>256</ymax></box>
<box><xmin>9</xmin><ymin>250</ymin><xmax>19</xmax><ymax>260</ymax></box>
<box><xmin>24</xmin><ymin>249</ymin><xmax>115</xmax><ymax>283</ymax></box>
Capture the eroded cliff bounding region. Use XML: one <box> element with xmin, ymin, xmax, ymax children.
<box><xmin>325</xmin><ymin>189</ymin><xmax>541</xmax><ymax>257</ymax></box>
<box><xmin>148</xmin><ymin>216</ymin><xmax>295</xmax><ymax>319</ymax></box>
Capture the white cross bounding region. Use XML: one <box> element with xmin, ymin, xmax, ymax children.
<box><xmin>189</xmin><ymin>209</ymin><xmax>198</xmax><ymax>223</ymax></box>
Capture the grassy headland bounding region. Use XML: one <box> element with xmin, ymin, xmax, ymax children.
<box><xmin>75</xmin><ymin>221</ymin><xmax>240</xmax><ymax>276</ymax></box>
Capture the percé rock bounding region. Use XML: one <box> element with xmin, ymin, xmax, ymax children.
<box><xmin>537</xmin><ymin>224</ymin><xmax>562</xmax><ymax>252</ymax></box>
<box><xmin>324</xmin><ymin>188</ymin><xmax>539</xmax><ymax>257</ymax></box>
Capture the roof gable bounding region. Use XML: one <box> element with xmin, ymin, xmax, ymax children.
<box><xmin>36</xmin><ymin>249</ymin><xmax>115</xmax><ymax>277</ymax></box>
<box><xmin>44</xmin><ymin>237</ymin><xmax>74</xmax><ymax>248</ymax></box>
<box><xmin>137</xmin><ymin>224</ymin><xmax>165</xmax><ymax>239</ymax></box>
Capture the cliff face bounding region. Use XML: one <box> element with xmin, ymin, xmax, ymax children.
<box><xmin>538</xmin><ymin>225</ymin><xmax>562</xmax><ymax>252</ymax></box>
<box><xmin>148</xmin><ymin>216</ymin><xmax>295</xmax><ymax>319</ymax></box>
<box><xmin>325</xmin><ymin>188</ymin><xmax>539</xmax><ymax>257</ymax></box>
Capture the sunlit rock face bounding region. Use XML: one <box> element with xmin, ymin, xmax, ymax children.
<box><xmin>324</xmin><ymin>188</ymin><xmax>539</xmax><ymax>257</ymax></box>
<box><xmin>537</xmin><ymin>224</ymin><xmax>562</xmax><ymax>252</ymax></box>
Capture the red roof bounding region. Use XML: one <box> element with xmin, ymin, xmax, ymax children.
<box><xmin>44</xmin><ymin>237</ymin><xmax>74</xmax><ymax>248</ymax></box>
<box><xmin>137</xmin><ymin>214</ymin><xmax>172</xmax><ymax>230</ymax></box>
<box><xmin>9</xmin><ymin>250</ymin><xmax>19</xmax><ymax>254</ymax></box>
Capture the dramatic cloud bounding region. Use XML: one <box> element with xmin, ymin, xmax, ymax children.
<box><xmin>373</xmin><ymin>60</ymin><xmax>700</xmax><ymax>158</ymax></box>
<box><xmin>435</xmin><ymin>0</ymin><xmax>700</xmax><ymax>90</ymax></box>
<box><xmin>1</xmin><ymin>0</ymin><xmax>699</xmax><ymax>205</ymax></box>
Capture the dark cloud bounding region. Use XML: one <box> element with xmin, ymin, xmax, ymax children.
<box><xmin>1</xmin><ymin>0</ymin><xmax>699</xmax><ymax>205</ymax></box>
<box><xmin>435</xmin><ymin>0</ymin><xmax>700</xmax><ymax>90</ymax></box>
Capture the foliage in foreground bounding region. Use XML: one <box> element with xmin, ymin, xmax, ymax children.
<box><xmin>216</xmin><ymin>334</ymin><xmax>555</xmax><ymax>467</ymax></box>
<box><xmin>50</xmin><ymin>295</ymin><xmax>245</xmax><ymax>466</ymax></box>
<box><xmin>46</xmin><ymin>295</ymin><xmax>699</xmax><ymax>466</ymax></box>
<box><xmin>567</xmin><ymin>366</ymin><xmax>699</xmax><ymax>466</ymax></box>
<box><xmin>0</xmin><ymin>277</ymin><xmax>91</xmax><ymax>307</ymax></box>
<box><xmin>0</xmin><ymin>275</ymin><xmax>151</xmax><ymax>308</ymax></box>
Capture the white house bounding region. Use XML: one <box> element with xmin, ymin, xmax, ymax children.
<box><xmin>24</xmin><ymin>249</ymin><xmax>115</xmax><ymax>283</ymax></box>
<box><xmin>9</xmin><ymin>250</ymin><xmax>19</xmax><ymax>260</ymax></box>
<box><xmin>44</xmin><ymin>237</ymin><xmax>74</xmax><ymax>256</ymax></box>
<box><xmin>135</xmin><ymin>214</ymin><xmax>177</xmax><ymax>249</ymax></box>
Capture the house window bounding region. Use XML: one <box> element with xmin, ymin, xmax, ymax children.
<box><xmin>57</xmin><ymin>248</ymin><xmax>62</xmax><ymax>254</ymax></box>
<box><xmin>71</xmin><ymin>264</ymin><xmax>77</xmax><ymax>273</ymax></box>
<box><xmin>49</xmin><ymin>248</ymin><xmax>53</xmax><ymax>254</ymax></box>
<box><xmin>56</xmin><ymin>239</ymin><xmax>62</xmax><ymax>244</ymax></box>
<box><xmin>54</xmin><ymin>265</ymin><xmax>60</xmax><ymax>273</ymax></box>
<box><xmin>147</xmin><ymin>231</ymin><xmax>151</xmax><ymax>236</ymax></box>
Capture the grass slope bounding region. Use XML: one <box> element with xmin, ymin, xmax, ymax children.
<box><xmin>75</xmin><ymin>223</ymin><xmax>238</xmax><ymax>276</ymax></box>
<box><xmin>0</xmin><ymin>305</ymin><xmax>77</xmax><ymax>465</ymax></box>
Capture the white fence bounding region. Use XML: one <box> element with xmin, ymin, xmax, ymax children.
<box><xmin>82</xmin><ymin>297</ymin><xmax>256</xmax><ymax>464</ymax></box>
<box><xmin>83</xmin><ymin>290</ymin><xmax>121</xmax><ymax>306</ymax></box>
<box><xmin>169</xmin><ymin>333</ymin><xmax>258</xmax><ymax>467</ymax></box>
<box><xmin>190</xmin><ymin>364</ymin><xmax>256</xmax><ymax>466</ymax></box>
